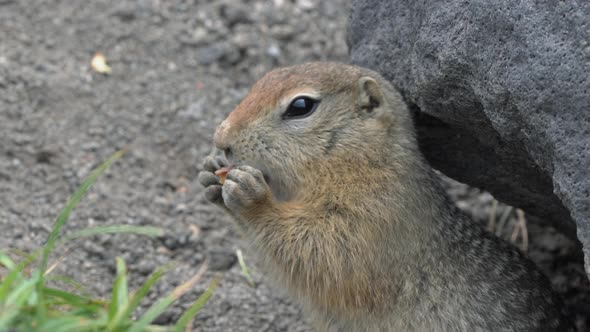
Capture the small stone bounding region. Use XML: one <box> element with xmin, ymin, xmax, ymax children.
<box><xmin>197</xmin><ymin>44</ymin><xmax>226</xmax><ymax>65</ymax></box>
<box><xmin>162</xmin><ymin>236</ymin><xmax>179</xmax><ymax>250</ymax></box>
<box><xmin>296</xmin><ymin>0</ymin><xmax>315</xmax><ymax>10</ymax></box>
<box><xmin>178</xmin><ymin>27</ymin><xmax>210</xmax><ymax>46</ymax></box>
<box><xmin>174</xmin><ymin>203</ymin><xmax>187</xmax><ymax>213</ymax></box>
<box><xmin>270</xmin><ymin>25</ymin><xmax>296</xmax><ymax>41</ymax></box>
<box><xmin>35</xmin><ymin>149</ymin><xmax>56</xmax><ymax>163</ymax></box>
<box><xmin>208</xmin><ymin>249</ymin><xmax>237</xmax><ymax>271</ymax></box>
<box><xmin>232</xmin><ymin>30</ymin><xmax>259</xmax><ymax>49</ymax></box>
<box><xmin>0</xmin><ymin>172</ymin><xmax>10</xmax><ymax>181</ymax></box>
<box><xmin>160</xmin><ymin>231</ymin><xmax>193</xmax><ymax>250</ymax></box>
<box><xmin>190</xmin><ymin>252</ymin><xmax>205</xmax><ymax>265</ymax></box>
<box><xmin>111</xmin><ymin>5</ymin><xmax>136</xmax><ymax>21</ymax></box>
<box><xmin>152</xmin><ymin>308</ymin><xmax>181</xmax><ymax>325</ymax></box>
<box><xmin>266</xmin><ymin>44</ymin><xmax>282</xmax><ymax>59</ymax></box>
<box><xmin>136</xmin><ymin>260</ymin><xmax>156</xmax><ymax>276</ymax></box>
<box><xmin>223</xmin><ymin>43</ymin><xmax>242</xmax><ymax>64</ymax></box>
<box><xmin>220</xmin><ymin>4</ymin><xmax>252</xmax><ymax>27</ymax></box>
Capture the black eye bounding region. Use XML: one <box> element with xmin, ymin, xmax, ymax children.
<box><xmin>283</xmin><ymin>96</ymin><xmax>318</xmax><ymax>119</ymax></box>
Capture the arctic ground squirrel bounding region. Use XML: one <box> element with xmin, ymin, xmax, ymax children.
<box><xmin>197</xmin><ymin>62</ymin><xmax>572</xmax><ymax>331</ymax></box>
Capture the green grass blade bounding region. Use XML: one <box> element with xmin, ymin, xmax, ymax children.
<box><xmin>0</xmin><ymin>305</ymin><xmax>22</xmax><ymax>330</ymax></box>
<box><xmin>0</xmin><ymin>251</ymin><xmax>37</xmax><ymax>304</ymax></box>
<box><xmin>40</xmin><ymin>149</ymin><xmax>126</xmax><ymax>274</ymax></box>
<box><xmin>173</xmin><ymin>275</ymin><xmax>220</xmax><ymax>332</ymax></box>
<box><xmin>115</xmin><ymin>257</ymin><xmax>129</xmax><ymax>307</ymax></box>
<box><xmin>0</xmin><ymin>252</ymin><xmax>15</xmax><ymax>270</ymax></box>
<box><xmin>0</xmin><ymin>277</ymin><xmax>38</xmax><ymax>327</ymax></box>
<box><xmin>128</xmin><ymin>293</ymin><xmax>177</xmax><ymax>332</ymax></box>
<box><xmin>107</xmin><ymin>264</ymin><xmax>172</xmax><ymax>332</ymax></box>
<box><xmin>43</xmin><ymin>287</ymin><xmax>104</xmax><ymax>307</ymax></box>
<box><xmin>45</xmin><ymin>275</ymin><xmax>91</xmax><ymax>297</ymax></box>
<box><xmin>236</xmin><ymin>249</ymin><xmax>254</xmax><ymax>287</ymax></box>
<box><xmin>36</xmin><ymin>149</ymin><xmax>126</xmax><ymax>322</ymax></box>
<box><xmin>58</xmin><ymin>225</ymin><xmax>164</xmax><ymax>245</ymax></box>
<box><xmin>108</xmin><ymin>257</ymin><xmax>129</xmax><ymax>322</ymax></box>
<box><xmin>128</xmin><ymin>260</ymin><xmax>209</xmax><ymax>332</ymax></box>
<box><xmin>38</xmin><ymin>315</ymin><xmax>103</xmax><ymax>332</ymax></box>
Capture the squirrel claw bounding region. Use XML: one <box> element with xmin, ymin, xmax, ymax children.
<box><xmin>203</xmin><ymin>185</ymin><xmax>223</xmax><ymax>204</ymax></box>
<box><xmin>197</xmin><ymin>171</ymin><xmax>219</xmax><ymax>187</ymax></box>
<box><xmin>202</xmin><ymin>155</ymin><xmax>229</xmax><ymax>172</ymax></box>
<box><xmin>222</xmin><ymin>165</ymin><xmax>270</xmax><ymax>213</ymax></box>
<box><xmin>198</xmin><ymin>155</ymin><xmax>229</xmax><ymax>205</ymax></box>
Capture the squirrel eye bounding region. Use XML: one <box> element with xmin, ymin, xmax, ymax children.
<box><xmin>283</xmin><ymin>96</ymin><xmax>318</xmax><ymax>119</ymax></box>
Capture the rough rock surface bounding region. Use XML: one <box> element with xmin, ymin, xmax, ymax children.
<box><xmin>348</xmin><ymin>0</ymin><xmax>590</xmax><ymax>276</ymax></box>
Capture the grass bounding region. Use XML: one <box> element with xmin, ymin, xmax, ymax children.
<box><xmin>0</xmin><ymin>149</ymin><xmax>219</xmax><ymax>331</ymax></box>
<box><xmin>235</xmin><ymin>249</ymin><xmax>254</xmax><ymax>288</ymax></box>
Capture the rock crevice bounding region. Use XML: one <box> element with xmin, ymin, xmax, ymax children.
<box><xmin>348</xmin><ymin>0</ymin><xmax>590</xmax><ymax>275</ymax></box>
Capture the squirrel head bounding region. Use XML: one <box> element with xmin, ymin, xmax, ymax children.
<box><xmin>214</xmin><ymin>62</ymin><xmax>413</xmax><ymax>199</ymax></box>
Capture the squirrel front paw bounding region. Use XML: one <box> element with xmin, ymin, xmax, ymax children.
<box><xmin>222</xmin><ymin>165</ymin><xmax>271</xmax><ymax>214</ymax></box>
<box><xmin>197</xmin><ymin>155</ymin><xmax>229</xmax><ymax>205</ymax></box>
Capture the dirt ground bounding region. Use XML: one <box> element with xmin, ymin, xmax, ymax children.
<box><xmin>0</xmin><ymin>1</ymin><xmax>588</xmax><ymax>331</ymax></box>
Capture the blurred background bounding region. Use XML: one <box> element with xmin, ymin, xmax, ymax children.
<box><xmin>0</xmin><ymin>0</ymin><xmax>587</xmax><ymax>330</ymax></box>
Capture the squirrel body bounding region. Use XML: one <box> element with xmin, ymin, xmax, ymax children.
<box><xmin>198</xmin><ymin>62</ymin><xmax>572</xmax><ymax>331</ymax></box>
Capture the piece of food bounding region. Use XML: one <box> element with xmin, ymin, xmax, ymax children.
<box><xmin>91</xmin><ymin>52</ymin><xmax>112</xmax><ymax>74</ymax></box>
<box><xmin>215</xmin><ymin>166</ymin><xmax>233</xmax><ymax>184</ymax></box>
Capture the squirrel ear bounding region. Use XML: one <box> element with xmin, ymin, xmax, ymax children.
<box><xmin>357</xmin><ymin>76</ymin><xmax>383</xmax><ymax>113</ymax></box>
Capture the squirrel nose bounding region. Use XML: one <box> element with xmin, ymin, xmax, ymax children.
<box><xmin>214</xmin><ymin>120</ymin><xmax>233</xmax><ymax>158</ymax></box>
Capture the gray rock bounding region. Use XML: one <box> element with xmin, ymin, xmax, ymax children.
<box><xmin>136</xmin><ymin>259</ymin><xmax>157</xmax><ymax>276</ymax></box>
<box><xmin>219</xmin><ymin>2</ymin><xmax>253</xmax><ymax>27</ymax></box>
<box><xmin>197</xmin><ymin>44</ymin><xmax>226</xmax><ymax>65</ymax></box>
<box><xmin>266</xmin><ymin>44</ymin><xmax>282</xmax><ymax>59</ymax></box>
<box><xmin>208</xmin><ymin>249</ymin><xmax>237</xmax><ymax>271</ymax></box>
<box><xmin>348</xmin><ymin>0</ymin><xmax>590</xmax><ymax>276</ymax></box>
<box><xmin>111</xmin><ymin>4</ymin><xmax>136</xmax><ymax>21</ymax></box>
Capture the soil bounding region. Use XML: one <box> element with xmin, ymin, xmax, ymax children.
<box><xmin>0</xmin><ymin>1</ymin><xmax>587</xmax><ymax>331</ymax></box>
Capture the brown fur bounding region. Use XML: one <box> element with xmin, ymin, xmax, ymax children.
<box><xmin>220</xmin><ymin>63</ymin><xmax>364</xmax><ymax>143</ymax></box>
<box><xmin>206</xmin><ymin>62</ymin><xmax>572</xmax><ymax>331</ymax></box>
